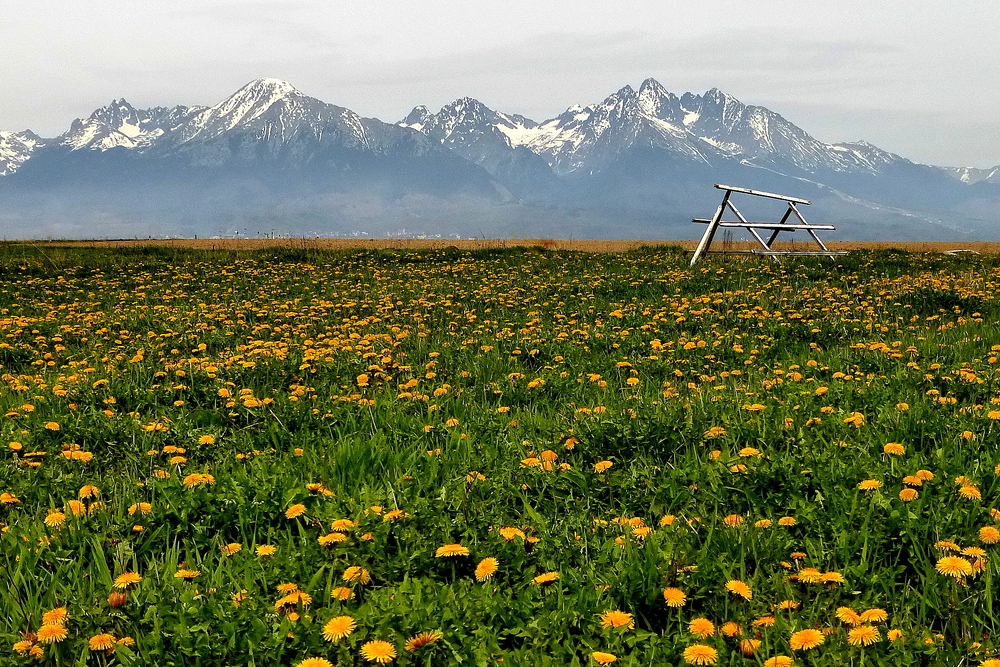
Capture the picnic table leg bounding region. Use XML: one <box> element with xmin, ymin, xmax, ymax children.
<box><xmin>789</xmin><ymin>203</ymin><xmax>836</xmax><ymax>260</ymax></box>
<box><xmin>766</xmin><ymin>206</ymin><xmax>794</xmax><ymax>247</ymax></box>
<box><xmin>690</xmin><ymin>190</ymin><xmax>731</xmax><ymax>267</ymax></box>
<box><xmin>729</xmin><ymin>201</ymin><xmax>780</xmax><ymax>262</ymax></box>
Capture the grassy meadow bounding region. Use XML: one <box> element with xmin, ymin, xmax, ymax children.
<box><xmin>1</xmin><ymin>244</ymin><xmax>1000</xmax><ymax>666</ymax></box>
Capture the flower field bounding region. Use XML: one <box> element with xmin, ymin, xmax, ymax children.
<box><xmin>2</xmin><ymin>244</ymin><xmax>1000</xmax><ymax>666</ymax></box>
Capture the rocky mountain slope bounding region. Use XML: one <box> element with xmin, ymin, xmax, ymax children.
<box><xmin>1</xmin><ymin>77</ymin><xmax>997</xmax><ymax>240</ymax></box>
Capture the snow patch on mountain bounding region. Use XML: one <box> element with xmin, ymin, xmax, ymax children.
<box><xmin>58</xmin><ymin>99</ymin><xmax>204</xmax><ymax>152</ymax></box>
<box><xmin>0</xmin><ymin>130</ymin><xmax>42</xmax><ymax>175</ymax></box>
<box><xmin>940</xmin><ymin>164</ymin><xmax>1000</xmax><ymax>185</ymax></box>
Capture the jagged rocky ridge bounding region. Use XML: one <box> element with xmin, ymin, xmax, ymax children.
<box><xmin>1</xmin><ymin>77</ymin><xmax>998</xmax><ymax>240</ymax></box>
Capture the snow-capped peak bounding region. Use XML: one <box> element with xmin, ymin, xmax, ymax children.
<box><xmin>220</xmin><ymin>78</ymin><xmax>297</xmax><ymax>108</ymax></box>
<box><xmin>204</xmin><ymin>78</ymin><xmax>297</xmax><ymax>122</ymax></box>
<box><xmin>172</xmin><ymin>78</ymin><xmax>301</xmax><ymax>144</ymax></box>
<box><xmin>636</xmin><ymin>78</ymin><xmax>679</xmax><ymax>119</ymax></box>
<box><xmin>0</xmin><ymin>129</ymin><xmax>42</xmax><ymax>175</ymax></box>
<box><xmin>401</xmin><ymin>105</ymin><xmax>431</xmax><ymax>129</ymax></box>
<box><xmin>84</xmin><ymin>98</ymin><xmax>144</xmax><ymax>138</ymax></box>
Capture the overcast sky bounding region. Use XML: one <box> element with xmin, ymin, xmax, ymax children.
<box><xmin>3</xmin><ymin>0</ymin><xmax>998</xmax><ymax>167</ymax></box>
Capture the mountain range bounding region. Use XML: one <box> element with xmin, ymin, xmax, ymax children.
<box><xmin>1</xmin><ymin>77</ymin><xmax>998</xmax><ymax>240</ymax></box>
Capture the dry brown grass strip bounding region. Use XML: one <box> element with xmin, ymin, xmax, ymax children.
<box><xmin>21</xmin><ymin>238</ymin><xmax>1000</xmax><ymax>254</ymax></box>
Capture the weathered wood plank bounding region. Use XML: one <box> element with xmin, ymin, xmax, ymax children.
<box><xmin>751</xmin><ymin>251</ymin><xmax>848</xmax><ymax>256</ymax></box>
<box><xmin>714</xmin><ymin>184</ymin><xmax>811</xmax><ymax>205</ymax></box>
<box><xmin>691</xmin><ymin>220</ymin><xmax>836</xmax><ymax>230</ymax></box>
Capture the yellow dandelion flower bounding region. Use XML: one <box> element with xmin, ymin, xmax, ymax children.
<box><xmin>295</xmin><ymin>659</ymin><xmax>333</xmax><ymax>667</ymax></box>
<box><xmin>533</xmin><ymin>571</ymin><xmax>560</xmax><ymax>585</ymax></box>
<box><xmin>591</xmin><ymin>651</ymin><xmax>618</xmax><ymax>664</ymax></box>
<box><xmin>738</xmin><ymin>639</ymin><xmax>761</xmax><ymax>656</ymax></box>
<box><xmin>256</xmin><ymin>544</ymin><xmax>277</xmax><ymax>557</ymax></box>
<box><xmin>599</xmin><ymin>610</ymin><xmax>634</xmax><ymax>629</ymax></box>
<box><xmin>789</xmin><ymin>628</ymin><xmax>824</xmax><ymax>650</ymax></box>
<box><xmin>498</xmin><ymin>527</ymin><xmax>526</xmax><ymax>541</ymax></box>
<box><xmin>843</xmin><ymin>412</ymin><xmax>865</xmax><ymax>426</ymax></box>
<box><xmin>274</xmin><ymin>590</ymin><xmax>312</xmax><ymax>612</ymax></box>
<box><xmin>796</xmin><ymin>568</ymin><xmax>824</xmax><ymax>583</ymax></box>
<box><xmin>318</xmin><ymin>532</ymin><xmax>348</xmax><ymax>546</ymax></box>
<box><xmin>682</xmin><ymin>644</ymin><xmax>718</xmax><ymax>665</ymax></box>
<box><xmin>959</xmin><ymin>485</ymin><xmax>982</xmax><ymax>500</ymax></box>
<box><xmin>342</xmin><ymin>566</ymin><xmax>371</xmax><ymax>584</ymax></box>
<box><xmin>720</xmin><ymin>622</ymin><xmax>743</xmax><ymax>637</ymax></box>
<box><xmin>899</xmin><ymin>488</ymin><xmax>919</xmax><ymax>502</ymax></box>
<box><xmin>181</xmin><ymin>473</ymin><xmax>214</xmax><ymax>488</ymax></box>
<box><xmin>88</xmin><ymin>634</ymin><xmax>116</xmax><ymax>651</ymax></box>
<box><xmin>127</xmin><ymin>502</ymin><xmax>152</xmax><ymax>515</ymax></box>
<box><xmin>936</xmin><ymin>556</ymin><xmax>974</xmax><ymax>577</ymax></box>
<box><xmin>763</xmin><ymin>657</ymin><xmax>794</xmax><ymax>667</ymax></box>
<box><xmin>44</xmin><ymin>511</ymin><xmax>66</xmax><ymax>528</ymax></box>
<box><xmin>322</xmin><ymin>615</ymin><xmax>356</xmax><ymax>642</ymax></box>
<box><xmin>284</xmin><ymin>503</ymin><xmax>307</xmax><ymax>519</ymax></box>
<box><xmin>37</xmin><ymin>624</ymin><xmax>68</xmax><ymax>644</ymax></box>
<box><xmin>887</xmin><ymin>629</ymin><xmax>903</xmax><ymax>641</ymax></box>
<box><xmin>688</xmin><ymin>618</ymin><xmax>715</xmax><ymax>638</ymax></box>
<box><xmin>360</xmin><ymin>639</ymin><xmax>397</xmax><ymax>663</ymax></box>
<box><xmin>330</xmin><ymin>586</ymin><xmax>354</xmax><ymax>600</ymax></box>
<box><xmin>403</xmin><ymin>630</ymin><xmax>442</xmax><ymax>651</ymax></box>
<box><xmin>725</xmin><ymin>580</ymin><xmax>752</xmax><ymax>600</ymax></box>
<box><xmin>220</xmin><ymin>542</ymin><xmax>242</xmax><ymax>556</ymax></box>
<box><xmin>857</xmin><ymin>479</ymin><xmax>883</xmax><ymax>491</ymax></box>
<box><xmin>979</xmin><ymin>526</ymin><xmax>1000</xmax><ymax>544</ymax></box>
<box><xmin>41</xmin><ymin>607</ymin><xmax>69</xmax><ymax>625</ymax></box>
<box><xmin>859</xmin><ymin>608</ymin><xmax>888</xmax><ymax>623</ymax></box>
<box><xmin>113</xmin><ymin>572</ymin><xmax>142</xmax><ymax>590</ymax></box>
<box><xmin>435</xmin><ymin>543</ymin><xmax>470</xmax><ymax>557</ymax></box>
<box><xmin>12</xmin><ymin>640</ymin><xmax>34</xmax><ymax>656</ymax></box>
<box><xmin>663</xmin><ymin>587</ymin><xmax>687</xmax><ymax>607</ymax></box>
<box><xmin>835</xmin><ymin>607</ymin><xmax>861</xmax><ymax>625</ymax></box>
<box><xmin>382</xmin><ymin>509</ymin><xmax>406</xmax><ymax>522</ymax></box>
<box><xmin>174</xmin><ymin>569</ymin><xmax>200</xmax><ymax>579</ymax></box>
<box><xmin>475</xmin><ymin>557</ymin><xmax>498</xmax><ymax>581</ymax></box>
<box><xmin>594</xmin><ymin>460</ymin><xmax>613</xmax><ymax>473</ymax></box>
<box><xmin>847</xmin><ymin>625</ymin><xmax>880</xmax><ymax>646</ymax></box>
<box><xmin>883</xmin><ymin>443</ymin><xmax>905</xmax><ymax>455</ymax></box>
